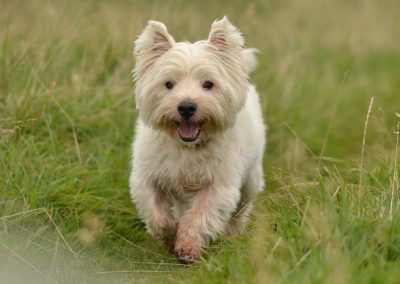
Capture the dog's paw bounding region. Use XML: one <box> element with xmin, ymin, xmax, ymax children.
<box><xmin>173</xmin><ymin>239</ymin><xmax>202</xmax><ymax>263</ymax></box>
<box><xmin>173</xmin><ymin>246</ymin><xmax>201</xmax><ymax>264</ymax></box>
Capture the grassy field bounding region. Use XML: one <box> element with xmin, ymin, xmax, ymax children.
<box><xmin>1</xmin><ymin>0</ymin><xmax>400</xmax><ymax>283</ymax></box>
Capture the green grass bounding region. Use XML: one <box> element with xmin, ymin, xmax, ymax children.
<box><xmin>1</xmin><ymin>0</ymin><xmax>400</xmax><ymax>283</ymax></box>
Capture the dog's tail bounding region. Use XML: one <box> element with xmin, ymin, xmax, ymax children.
<box><xmin>242</xmin><ymin>48</ymin><xmax>259</xmax><ymax>74</ymax></box>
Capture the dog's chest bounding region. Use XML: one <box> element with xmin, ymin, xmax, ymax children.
<box><xmin>153</xmin><ymin>149</ymin><xmax>216</xmax><ymax>199</ymax></box>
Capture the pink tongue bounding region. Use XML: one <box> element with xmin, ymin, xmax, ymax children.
<box><xmin>178</xmin><ymin>121</ymin><xmax>199</xmax><ymax>138</ymax></box>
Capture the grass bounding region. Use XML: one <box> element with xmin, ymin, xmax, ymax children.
<box><xmin>1</xmin><ymin>0</ymin><xmax>400</xmax><ymax>283</ymax></box>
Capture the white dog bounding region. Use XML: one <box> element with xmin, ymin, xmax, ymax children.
<box><xmin>129</xmin><ymin>16</ymin><xmax>266</xmax><ymax>263</ymax></box>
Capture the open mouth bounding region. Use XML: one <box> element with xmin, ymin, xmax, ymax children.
<box><xmin>175</xmin><ymin>121</ymin><xmax>204</xmax><ymax>142</ymax></box>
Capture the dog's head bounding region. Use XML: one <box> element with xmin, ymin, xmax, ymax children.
<box><xmin>133</xmin><ymin>17</ymin><xmax>255</xmax><ymax>145</ymax></box>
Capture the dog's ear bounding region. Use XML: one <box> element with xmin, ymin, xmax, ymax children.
<box><xmin>208</xmin><ymin>16</ymin><xmax>244</xmax><ymax>51</ymax></box>
<box><xmin>134</xmin><ymin>21</ymin><xmax>175</xmax><ymax>79</ymax></box>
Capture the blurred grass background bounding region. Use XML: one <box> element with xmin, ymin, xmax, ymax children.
<box><xmin>1</xmin><ymin>0</ymin><xmax>399</xmax><ymax>283</ymax></box>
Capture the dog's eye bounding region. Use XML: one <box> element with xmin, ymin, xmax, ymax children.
<box><xmin>165</xmin><ymin>81</ymin><xmax>175</xmax><ymax>90</ymax></box>
<box><xmin>202</xmin><ymin>81</ymin><xmax>214</xmax><ymax>90</ymax></box>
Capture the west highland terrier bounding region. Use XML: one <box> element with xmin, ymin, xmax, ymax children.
<box><xmin>129</xmin><ymin>16</ymin><xmax>266</xmax><ymax>263</ymax></box>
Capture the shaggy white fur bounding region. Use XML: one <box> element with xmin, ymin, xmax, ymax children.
<box><xmin>129</xmin><ymin>16</ymin><xmax>266</xmax><ymax>263</ymax></box>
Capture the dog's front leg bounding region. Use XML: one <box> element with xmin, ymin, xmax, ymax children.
<box><xmin>131</xmin><ymin>182</ymin><xmax>176</xmax><ymax>245</ymax></box>
<box><xmin>174</xmin><ymin>183</ymin><xmax>240</xmax><ymax>263</ymax></box>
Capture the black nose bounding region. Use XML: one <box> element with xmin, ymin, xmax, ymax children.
<box><xmin>177</xmin><ymin>102</ymin><xmax>197</xmax><ymax>119</ymax></box>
